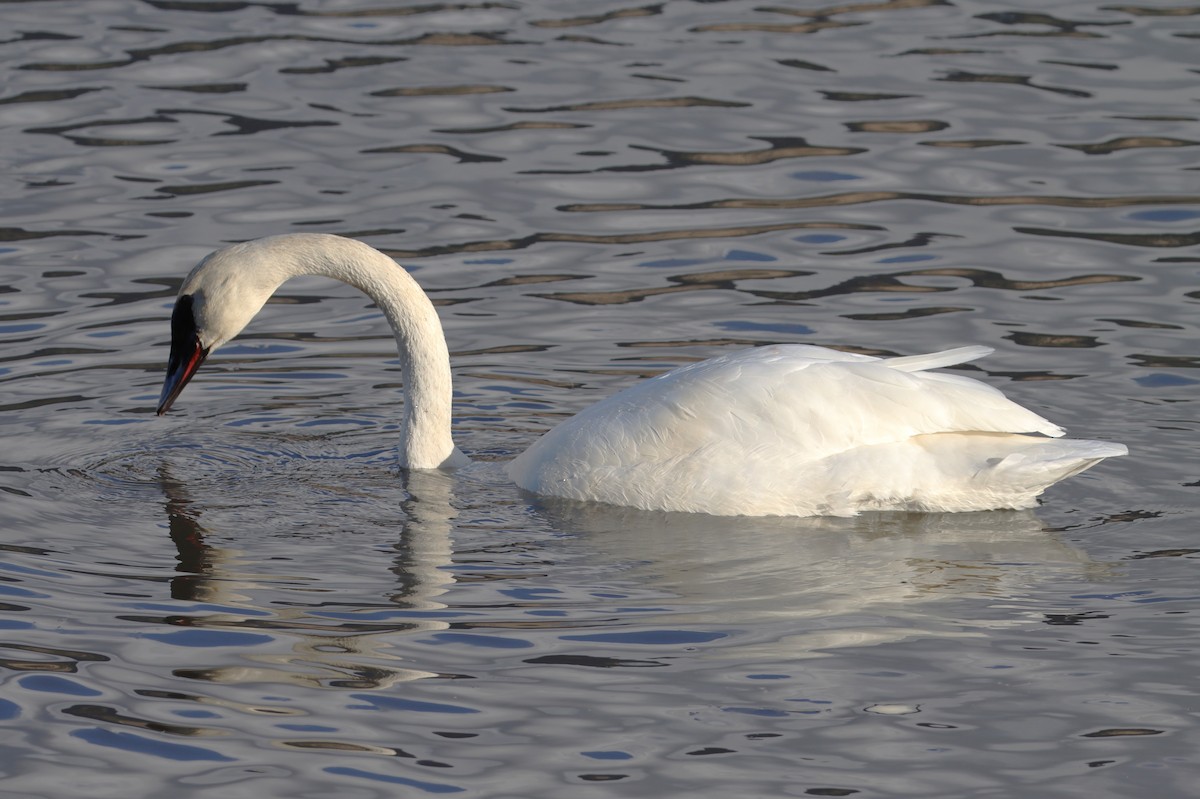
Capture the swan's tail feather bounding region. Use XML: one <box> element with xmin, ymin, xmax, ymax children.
<box><xmin>988</xmin><ymin>438</ymin><xmax>1128</xmax><ymax>492</ymax></box>
<box><xmin>884</xmin><ymin>345</ymin><xmax>994</xmax><ymax>373</ymax></box>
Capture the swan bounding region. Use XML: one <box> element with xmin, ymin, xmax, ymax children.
<box><xmin>156</xmin><ymin>233</ymin><xmax>1126</xmax><ymax>517</ymax></box>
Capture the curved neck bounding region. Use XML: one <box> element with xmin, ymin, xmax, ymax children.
<box><xmin>260</xmin><ymin>234</ymin><xmax>464</xmax><ymax>469</ymax></box>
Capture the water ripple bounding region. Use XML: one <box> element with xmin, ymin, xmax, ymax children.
<box><xmin>561</xmin><ymin>191</ymin><xmax>1200</xmax><ymax>212</ymax></box>
<box><xmin>0</xmin><ymin>0</ymin><xmax>1195</xmax><ymax>795</ymax></box>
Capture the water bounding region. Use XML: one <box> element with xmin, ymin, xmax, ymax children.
<box><xmin>1</xmin><ymin>1</ymin><xmax>1197</xmax><ymax>796</ymax></box>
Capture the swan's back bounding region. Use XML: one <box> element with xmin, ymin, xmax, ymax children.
<box><xmin>508</xmin><ymin>345</ymin><xmax>1125</xmax><ymax>516</ymax></box>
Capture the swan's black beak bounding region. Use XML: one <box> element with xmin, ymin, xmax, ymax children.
<box><xmin>157</xmin><ymin>295</ymin><xmax>209</xmax><ymax>415</ymax></box>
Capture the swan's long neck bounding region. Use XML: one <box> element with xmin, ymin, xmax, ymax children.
<box><xmin>206</xmin><ymin>234</ymin><xmax>464</xmax><ymax>469</ymax></box>
<box><xmin>330</xmin><ymin>243</ymin><xmax>461</xmax><ymax>470</ymax></box>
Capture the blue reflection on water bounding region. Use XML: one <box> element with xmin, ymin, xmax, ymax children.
<box><xmin>1128</xmin><ymin>209</ymin><xmax>1200</xmax><ymax>222</ymax></box>
<box><xmin>0</xmin><ymin>584</ymin><xmax>48</xmax><ymax>599</ymax></box>
<box><xmin>499</xmin><ymin>587</ymin><xmax>561</xmax><ymax>600</ymax></box>
<box><xmin>141</xmin><ymin>629</ymin><xmax>275</xmax><ymax>647</ymax></box>
<box><xmin>71</xmin><ymin>728</ymin><xmax>235</xmax><ymax>762</ymax></box>
<box><xmin>19</xmin><ymin>675</ymin><xmax>102</xmax><ymax>696</ymax></box>
<box><xmin>582</xmin><ymin>750</ymin><xmax>634</xmax><ymax>760</ymax></box>
<box><xmin>714</xmin><ymin>320</ymin><xmax>813</xmax><ymax>335</ymax></box>
<box><xmin>795</xmin><ymin>233</ymin><xmax>846</xmax><ymax>243</ymax></box>
<box><xmin>725</xmin><ymin>249</ymin><xmax>777</xmax><ymax>261</ymax></box>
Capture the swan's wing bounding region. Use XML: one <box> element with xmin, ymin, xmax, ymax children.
<box><xmin>625</xmin><ymin>344</ymin><xmax>1062</xmax><ymax>453</ymax></box>
<box><xmin>787</xmin><ymin>358</ymin><xmax>1065</xmax><ymax>449</ymax></box>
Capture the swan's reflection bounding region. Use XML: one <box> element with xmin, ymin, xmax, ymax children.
<box><xmin>153</xmin><ymin>455</ymin><xmax>1109</xmax><ymax>685</ymax></box>
<box><xmin>533</xmin><ymin>498</ymin><xmax>1110</xmax><ymax>656</ymax></box>
<box><xmin>161</xmin><ymin>470</ymin><xmax>249</xmax><ymax>606</ymax></box>
<box><xmin>155</xmin><ymin>465</ymin><xmax>459</xmax><ymax>688</ymax></box>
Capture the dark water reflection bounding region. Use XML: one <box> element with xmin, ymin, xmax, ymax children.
<box><xmin>0</xmin><ymin>0</ymin><xmax>1197</xmax><ymax>796</ymax></box>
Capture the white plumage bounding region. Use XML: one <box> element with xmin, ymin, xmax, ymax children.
<box><xmin>157</xmin><ymin>233</ymin><xmax>1126</xmax><ymax>518</ymax></box>
<box><xmin>508</xmin><ymin>344</ymin><xmax>1124</xmax><ymax>515</ymax></box>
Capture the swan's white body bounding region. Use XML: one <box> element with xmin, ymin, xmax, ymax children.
<box><xmin>509</xmin><ymin>344</ymin><xmax>1124</xmax><ymax>516</ymax></box>
<box><xmin>158</xmin><ymin>233</ymin><xmax>1125</xmax><ymax>517</ymax></box>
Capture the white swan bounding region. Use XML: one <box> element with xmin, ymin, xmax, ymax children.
<box><xmin>157</xmin><ymin>233</ymin><xmax>1126</xmax><ymax>517</ymax></box>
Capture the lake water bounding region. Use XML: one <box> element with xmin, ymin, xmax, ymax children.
<box><xmin>1</xmin><ymin>1</ymin><xmax>1197</xmax><ymax>796</ymax></box>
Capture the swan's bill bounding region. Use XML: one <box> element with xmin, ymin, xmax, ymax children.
<box><xmin>157</xmin><ymin>294</ymin><xmax>209</xmax><ymax>415</ymax></box>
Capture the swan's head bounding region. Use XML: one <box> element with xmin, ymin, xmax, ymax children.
<box><xmin>156</xmin><ymin>241</ymin><xmax>288</xmax><ymax>415</ymax></box>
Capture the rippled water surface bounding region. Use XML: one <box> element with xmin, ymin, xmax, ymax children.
<box><xmin>1</xmin><ymin>1</ymin><xmax>1197</xmax><ymax>796</ymax></box>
